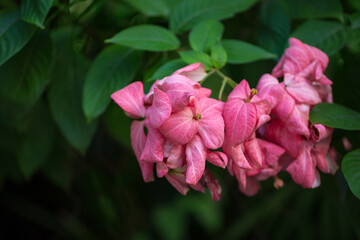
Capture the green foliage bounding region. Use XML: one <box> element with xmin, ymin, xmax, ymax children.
<box><xmin>342</xmin><ymin>149</ymin><xmax>360</xmax><ymax>199</ymax></box>
<box><xmin>169</xmin><ymin>0</ymin><xmax>258</xmax><ymax>33</ymax></box>
<box><xmin>21</xmin><ymin>0</ymin><xmax>54</xmax><ymax>29</ymax></box>
<box><xmin>292</xmin><ymin>20</ymin><xmax>360</xmax><ymax>55</ymax></box>
<box><xmin>106</xmin><ymin>24</ymin><xmax>180</xmax><ymax>51</ymax></box>
<box><xmin>48</xmin><ymin>28</ymin><xmax>97</xmax><ymax>154</ymax></box>
<box><xmin>189</xmin><ymin>19</ymin><xmax>224</xmax><ymax>52</ymax></box>
<box><xmin>210</xmin><ymin>42</ymin><xmax>227</xmax><ymax>69</ymax></box>
<box><xmin>17</xmin><ymin>103</ymin><xmax>55</xmax><ymax>179</ymax></box>
<box><xmin>147</xmin><ymin>59</ymin><xmax>187</xmax><ymax>82</ymax></box>
<box><xmin>310</xmin><ymin>103</ymin><xmax>360</xmax><ymax>130</ymax></box>
<box><xmin>0</xmin><ymin>0</ymin><xmax>360</xmax><ymax>239</ymax></box>
<box><xmin>123</xmin><ymin>0</ymin><xmax>171</xmax><ymax>17</ymax></box>
<box><xmin>0</xmin><ymin>30</ymin><xmax>52</xmax><ymax>108</ymax></box>
<box><xmin>284</xmin><ymin>0</ymin><xmax>343</xmax><ymax>20</ymax></box>
<box><xmin>83</xmin><ymin>46</ymin><xmax>142</xmax><ymax>121</ymax></box>
<box><xmin>222</xmin><ymin>39</ymin><xmax>277</xmax><ymax>64</ymax></box>
<box><xmin>102</xmin><ymin>103</ymin><xmax>132</xmax><ymax>149</ymax></box>
<box><xmin>179</xmin><ymin>50</ymin><xmax>213</xmax><ymax>70</ymax></box>
<box><xmin>0</xmin><ymin>11</ymin><xmax>36</xmax><ymax>66</ymax></box>
<box><xmin>258</xmin><ymin>0</ymin><xmax>290</xmax><ymax>55</ymax></box>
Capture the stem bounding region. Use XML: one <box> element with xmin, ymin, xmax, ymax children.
<box><xmin>218</xmin><ymin>78</ymin><xmax>227</xmax><ymax>100</ymax></box>
<box><xmin>200</xmin><ymin>69</ymin><xmax>215</xmax><ymax>84</ymax></box>
<box><xmin>215</xmin><ymin>70</ymin><xmax>238</xmax><ymax>88</ymax></box>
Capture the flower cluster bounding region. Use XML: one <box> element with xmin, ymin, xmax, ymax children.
<box><xmin>111</xmin><ymin>63</ymin><xmax>223</xmax><ymax>201</ymax></box>
<box><xmin>111</xmin><ymin>38</ymin><xmax>337</xmax><ymax>200</ymax></box>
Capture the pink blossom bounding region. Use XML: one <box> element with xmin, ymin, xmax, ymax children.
<box><xmin>272</xmin><ymin>38</ymin><xmax>330</xmax><ymax>85</ymax></box>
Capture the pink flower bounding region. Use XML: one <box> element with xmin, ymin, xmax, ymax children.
<box><xmin>222</xmin><ymin>80</ymin><xmax>271</xmax><ymax>169</ymax></box>
<box><xmin>111</xmin><ymin>81</ymin><xmax>146</xmax><ymax>118</ymax></box>
<box><xmin>272</xmin><ymin>38</ymin><xmax>331</xmax><ymax>85</ymax></box>
<box><xmin>159</xmin><ymin>97</ymin><xmax>224</xmax><ymax>148</ymax></box>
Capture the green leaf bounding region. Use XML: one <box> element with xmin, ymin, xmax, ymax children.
<box><xmin>284</xmin><ymin>0</ymin><xmax>343</xmax><ymax>21</ymax></box>
<box><xmin>102</xmin><ymin>103</ymin><xmax>132</xmax><ymax>149</ymax></box>
<box><xmin>0</xmin><ymin>11</ymin><xmax>36</xmax><ymax>66</ymax></box>
<box><xmin>178</xmin><ymin>51</ymin><xmax>213</xmax><ymax>70</ymax></box>
<box><xmin>48</xmin><ymin>28</ymin><xmax>97</xmax><ymax>154</ymax></box>
<box><xmin>17</xmin><ymin>103</ymin><xmax>55</xmax><ymax>179</ymax></box>
<box><xmin>342</xmin><ymin>149</ymin><xmax>360</xmax><ymax>199</ymax></box>
<box><xmin>310</xmin><ymin>103</ymin><xmax>360</xmax><ymax>130</ymax></box>
<box><xmin>0</xmin><ymin>30</ymin><xmax>52</xmax><ymax>108</ymax></box>
<box><xmin>210</xmin><ymin>42</ymin><xmax>227</xmax><ymax>69</ymax></box>
<box><xmin>291</xmin><ymin>20</ymin><xmax>360</xmax><ymax>55</ymax></box>
<box><xmin>147</xmin><ymin>59</ymin><xmax>187</xmax><ymax>82</ymax></box>
<box><xmin>21</xmin><ymin>0</ymin><xmax>54</xmax><ymax>29</ymax></box>
<box><xmin>83</xmin><ymin>46</ymin><xmax>142</xmax><ymax>121</ymax></box>
<box><xmin>123</xmin><ymin>0</ymin><xmax>170</xmax><ymax>17</ymax></box>
<box><xmin>258</xmin><ymin>0</ymin><xmax>290</xmax><ymax>55</ymax></box>
<box><xmin>222</xmin><ymin>39</ymin><xmax>277</xmax><ymax>64</ymax></box>
<box><xmin>189</xmin><ymin>19</ymin><xmax>224</xmax><ymax>52</ymax></box>
<box><xmin>106</xmin><ymin>24</ymin><xmax>180</xmax><ymax>51</ymax></box>
<box><xmin>170</xmin><ymin>0</ymin><xmax>258</xmax><ymax>33</ymax></box>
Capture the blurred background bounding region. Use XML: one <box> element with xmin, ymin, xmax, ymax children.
<box><xmin>0</xmin><ymin>0</ymin><xmax>360</xmax><ymax>239</ymax></box>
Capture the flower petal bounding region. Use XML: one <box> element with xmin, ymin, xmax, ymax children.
<box><xmin>167</xmin><ymin>144</ymin><xmax>185</xmax><ymax>169</ymax></box>
<box><xmin>156</xmin><ymin>161</ymin><xmax>168</xmax><ymax>178</ymax></box>
<box><xmin>286</xmin><ymin>103</ymin><xmax>310</xmax><ymax>137</ymax></box>
<box><xmin>198</xmin><ymin>113</ymin><xmax>224</xmax><ymax>149</ymax></box>
<box><xmin>285</xmin><ymin>73</ymin><xmax>321</xmax><ymax>105</ymax></box>
<box><xmin>140</xmin><ymin>127</ymin><xmax>164</xmax><ymax>162</ymax></box>
<box><xmin>286</xmin><ymin>142</ymin><xmax>316</xmax><ymax>188</ymax></box>
<box><xmin>172</xmin><ymin>63</ymin><xmax>206</xmax><ymax>82</ymax></box>
<box><xmin>130</xmin><ymin>121</ymin><xmax>154</xmax><ymax>182</ymax></box>
<box><xmin>257</xmin><ymin>139</ymin><xmax>285</xmax><ymax>166</ymax></box>
<box><xmin>165</xmin><ymin>173</ymin><xmax>189</xmax><ymax>195</ymax></box>
<box><xmin>264</xmin><ymin>119</ymin><xmax>303</xmax><ymax>159</ymax></box>
<box><xmin>160</xmin><ymin>75</ymin><xmax>200</xmax><ymax>112</ymax></box>
<box><xmin>244</xmin><ymin>138</ymin><xmax>264</xmax><ymax>168</ymax></box>
<box><xmin>196</xmin><ymin>97</ymin><xmax>224</xmax><ymax>116</ymax></box>
<box><xmin>111</xmin><ymin>81</ymin><xmax>146</xmax><ymax>118</ymax></box>
<box><xmin>241</xmin><ymin>177</ymin><xmax>259</xmax><ymax>196</ymax></box>
<box><xmin>256</xmin><ymin>74</ymin><xmax>284</xmax><ymax>108</ymax></box>
<box><xmin>203</xmin><ymin>169</ymin><xmax>222</xmax><ymax>201</ymax></box>
<box><xmin>185</xmin><ymin>135</ymin><xmax>207</xmax><ymax>185</ymax></box>
<box><xmin>223</xmin><ymin>99</ymin><xmax>257</xmax><ymax>146</ymax></box>
<box><xmin>228</xmin><ymin>79</ymin><xmax>251</xmax><ymax>100</ymax></box>
<box><xmin>149</xmin><ymin>88</ymin><xmax>172</xmax><ymax>128</ymax></box>
<box><xmin>159</xmin><ymin>107</ymin><xmax>198</xmax><ymax>145</ymax></box>
<box><xmin>272</xmin><ymin>90</ymin><xmax>295</xmax><ymax>122</ymax></box>
<box><xmin>207</xmin><ymin>151</ymin><xmax>228</xmax><ymax>168</ymax></box>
